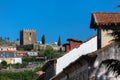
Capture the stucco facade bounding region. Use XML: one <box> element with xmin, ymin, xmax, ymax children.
<box><xmin>56</xmin><ymin>35</ymin><xmax>97</xmax><ymax>75</ymax></box>
<box><xmin>51</xmin><ymin>56</ymin><xmax>90</xmax><ymax>80</ymax></box>
<box><xmin>101</xmin><ymin>30</ymin><xmax>113</xmax><ymax>48</ymax></box>
<box><xmin>36</xmin><ymin>35</ymin><xmax>97</xmax><ymax>80</ymax></box>
<box><xmin>90</xmin><ymin>44</ymin><xmax>120</xmax><ymax>80</ymax></box>
<box><xmin>0</xmin><ymin>46</ymin><xmax>16</xmax><ymax>51</ymax></box>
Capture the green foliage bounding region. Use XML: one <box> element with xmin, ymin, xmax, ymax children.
<box><xmin>0</xmin><ymin>36</ymin><xmax>15</xmax><ymax>46</ymax></box>
<box><xmin>41</xmin><ymin>34</ymin><xmax>45</xmax><ymax>44</ymax></box>
<box><xmin>44</xmin><ymin>45</ymin><xmax>54</xmax><ymax>59</ymax></box>
<box><xmin>44</xmin><ymin>45</ymin><xmax>64</xmax><ymax>59</ymax></box>
<box><xmin>23</xmin><ymin>45</ymin><xmax>33</xmax><ymax>51</ymax></box>
<box><xmin>1</xmin><ymin>60</ymin><xmax>7</xmax><ymax>68</ymax></box>
<box><xmin>22</xmin><ymin>56</ymin><xmax>36</xmax><ymax>63</ymax></box>
<box><xmin>17</xmin><ymin>47</ymin><xmax>24</xmax><ymax>51</ymax></box>
<box><xmin>0</xmin><ymin>76</ymin><xmax>12</xmax><ymax>80</ymax></box>
<box><xmin>0</xmin><ymin>70</ymin><xmax>35</xmax><ymax>80</ymax></box>
<box><xmin>14</xmin><ymin>63</ymin><xmax>21</xmax><ymax>69</ymax></box>
<box><xmin>34</xmin><ymin>66</ymin><xmax>42</xmax><ymax>72</ymax></box>
<box><xmin>38</xmin><ymin>50</ymin><xmax>45</xmax><ymax>56</ymax></box>
<box><xmin>21</xmin><ymin>62</ymin><xmax>28</xmax><ymax>68</ymax></box>
<box><xmin>57</xmin><ymin>36</ymin><xmax>61</xmax><ymax>46</ymax></box>
<box><xmin>0</xmin><ymin>63</ymin><xmax>2</xmax><ymax>70</ymax></box>
<box><xmin>100</xmin><ymin>59</ymin><xmax>120</xmax><ymax>77</ymax></box>
<box><xmin>101</xmin><ymin>29</ymin><xmax>120</xmax><ymax>77</ymax></box>
<box><xmin>110</xmin><ymin>29</ymin><xmax>120</xmax><ymax>47</ymax></box>
<box><xmin>37</xmin><ymin>45</ymin><xmax>40</xmax><ymax>51</ymax></box>
<box><xmin>0</xmin><ymin>37</ymin><xmax>7</xmax><ymax>45</ymax></box>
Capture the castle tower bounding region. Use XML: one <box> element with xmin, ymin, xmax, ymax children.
<box><xmin>20</xmin><ymin>29</ymin><xmax>36</xmax><ymax>45</ymax></box>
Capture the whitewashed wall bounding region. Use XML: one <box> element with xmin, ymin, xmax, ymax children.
<box><xmin>14</xmin><ymin>58</ymin><xmax>22</xmax><ymax>64</ymax></box>
<box><xmin>56</xmin><ymin>36</ymin><xmax>97</xmax><ymax>75</ymax></box>
<box><xmin>91</xmin><ymin>45</ymin><xmax>120</xmax><ymax>80</ymax></box>
<box><xmin>27</xmin><ymin>52</ymin><xmax>38</xmax><ymax>56</ymax></box>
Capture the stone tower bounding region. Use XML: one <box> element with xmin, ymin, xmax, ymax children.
<box><xmin>20</xmin><ymin>29</ymin><xmax>36</xmax><ymax>45</ymax></box>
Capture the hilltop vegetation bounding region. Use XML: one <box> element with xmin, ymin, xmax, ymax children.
<box><xmin>0</xmin><ymin>37</ymin><xmax>15</xmax><ymax>46</ymax></box>
<box><xmin>0</xmin><ymin>70</ymin><xmax>38</xmax><ymax>80</ymax></box>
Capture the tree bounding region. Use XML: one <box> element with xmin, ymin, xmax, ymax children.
<box><xmin>57</xmin><ymin>36</ymin><xmax>61</xmax><ymax>46</ymax></box>
<box><xmin>14</xmin><ymin>63</ymin><xmax>21</xmax><ymax>69</ymax></box>
<box><xmin>1</xmin><ymin>60</ymin><xmax>7</xmax><ymax>68</ymax></box>
<box><xmin>16</xmin><ymin>38</ymin><xmax>19</xmax><ymax>41</ymax></box>
<box><xmin>6</xmin><ymin>37</ymin><xmax>10</xmax><ymax>41</ymax></box>
<box><xmin>0</xmin><ymin>63</ymin><xmax>2</xmax><ymax>70</ymax></box>
<box><xmin>110</xmin><ymin>29</ymin><xmax>120</xmax><ymax>46</ymax></box>
<box><xmin>101</xmin><ymin>29</ymin><xmax>120</xmax><ymax>77</ymax></box>
<box><xmin>37</xmin><ymin>45</ymin><xmax>40</xmax><ymax>51</ymax></box>
<box><xmin>23</xmin><ymin>45</ymin><xmax>33</xmax><ymax>51</ymax></box>
<box><xmin>41</xmin><ymin>34</ymin><xmax>45</xmax><ymax>44</ymax></box>
<box><xmin>44</xmin><ymin>45</ymin><xmax>54</xmax><ymax>59</ymax></box>
<box><xmin>100</xmin><ymin>59</ymin><xmax>120</xmax><ymax>77</ymax></box>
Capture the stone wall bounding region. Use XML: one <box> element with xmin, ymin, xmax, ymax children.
<box><xmin>90</xmin><ymin>44</ymin><xmax>120</xmax><ymax>80</ymax></box>
<box><xmin>20</xmin><ymin>30</ymin><xmax>36</xmax><ymax>45</ymax></box>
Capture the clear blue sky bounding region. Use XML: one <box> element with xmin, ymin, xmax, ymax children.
<box><xmin>0</xmin><ymin>0</ymin><xmax>119</xmax><ymax>44</ymax></box>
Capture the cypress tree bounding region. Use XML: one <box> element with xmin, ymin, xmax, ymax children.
<box><xmin>41</xmin><ymin>34</ymin><xmax>45</xmax><ymax>44</ymax></box>
<box><xmin>57</xmin><ymin>36</ymin><xmax>61</xmax><ymax>46</ymax></box>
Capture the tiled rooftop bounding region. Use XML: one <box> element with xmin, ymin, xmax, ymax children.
<box><xmin>90</xmin><ymin>12</ymin><xmax>120</xmax><ymax>28</ymax></box>
<box><xmin>67</xmin><ymin>38</ymin><xmax>82</xmax><ymax>42</ymax></box>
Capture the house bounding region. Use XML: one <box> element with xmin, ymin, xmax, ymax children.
<box><xmin>89</xmin><ymin>12</ymin><xmax>120</xmax><ymax>80</ymax></box>
<box><xmin>63</xmin><ymin>38</ymin><xmax>82</xmax><ymax>52</ymax></box>
<box><xmin>56</xmin><ymin>35</ymin><xmax>97</xmax><ymax>75</ymax></box>
<box><xmin>0</xmin><ymin>46</ymin><xmax>22</xmax><ymax>64</ymax></box>
<box><xmin>89</xmin><ymin>44</ymin><xmax>120</xmax><ymax>80</ymax></box>
<box><xmin>63</xmin><ymin>43</ymin><xmax>70</xmax><ymax>52</ymax></box>
<box><xmin>0</xmin><ymin>46</ymin><xmax>16</xmax><ymax>51</ymax></box>
<box><xmin>0</xmin><ymin>51</ymin><xmax>22</xmax><ymax>64</ymax></box>
<box><xmin>90</xmin><ymin>12</ymin><xmax>120</xmax><ymax>49</ymax></box>
<box><xmin>51</xmin><ymin>54</ymin><xmax>96</xmax><ymax>80</ymax></box>
<box><xmin>16</xmin><ymin>51</ymin><xmax>27</xmax><ymax>57</ymax></box>
<box><xmin>27</xmin><ymin>51</ymin><xmax>38</xmax><ymax>56</ymax></box>
<box><xmin>37</xmin><ymin>12</ymin><xmax>120</xmax><ymax>80</ymax></box>
<box><xmin>51</xmin><ymin>44</ymin><xmax>120</xmax><ymax>80</ymax></box>
<box><xmin>36</xmin><ymin>35</ymin><xmax>97</xmax><ymax>80</ymax></box>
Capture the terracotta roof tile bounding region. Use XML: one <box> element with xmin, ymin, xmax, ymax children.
<box><xmin>67</xmin><ymin>38</ymin><xmax>82</xmax><ymax>42</ymax></box>
<box><xmin>63</xmin><ymin>43</ymin><xmax>70</xmax><ymax>46</ymax></box>
<box><xmin>36</xmin><ymin>70</ymin><xmax>45</xmax><ymax>76</ymax></box>
<box><xmin>90</xmin><ymin>12</ymin><xmax>120</xmax><ymax>28</ymax></box>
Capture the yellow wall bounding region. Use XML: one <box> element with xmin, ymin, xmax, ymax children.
<box><xmin>101</xmin><ymin>30</ymin><xmax>114</xmax><ymax>48</ymax></box>
<box><xmin>8</xmin><ymin>47</ymin><xmax>16</xmax><ymax>51</ymax></box>
<box><xmin>3</xmin><ymin>58</ymin><xmax>14</xmax><ymax>64</ymax></box>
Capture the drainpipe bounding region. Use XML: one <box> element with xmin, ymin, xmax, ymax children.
<box><xmin>97</xmin><ymin>27</ymin><xmax>101</xmax><ymax>49</ymax></box>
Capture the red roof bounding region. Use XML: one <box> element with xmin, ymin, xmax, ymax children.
<box><xmin>0</xmin><ymin>51</ymin><xmax>16</xmax><ymax>52</ymax></box>
<box><xmin>63</xmin><ymin>43</ymin><xmax>70</xmax><ymax>46</ymax></box>
<box><xmin>90</xmin><ymin>12</ymin><xmax>120</xmax><ymax>28</ymax></box>
<box><xmin>67</xmin><ymin>38</ymin><xmax>82</xmax><ymax>42</ymax></box>
<box><xmin>36</xmin><ymin>70</ymin><xmax>45</xmax><ymax>76</ymax></box>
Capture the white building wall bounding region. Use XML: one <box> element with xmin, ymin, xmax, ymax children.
<box><xmin>27</xmin><ymin>52</ymin><xmax>38</xmax><ymax>56</ymax></box>
<box><xmin>56</xmin><ymin>36</ymin><xmax>97</xmax><ymax>74</ymax></box>
<box><xmin>0</xmin><ymin>59</ymin><xmax>2</xmax><ymax>63</ymax></box>
<box><xmin>14</xmin><ymin>58</ymin><xmax>22</xmax><ymax>64</ymax></box>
